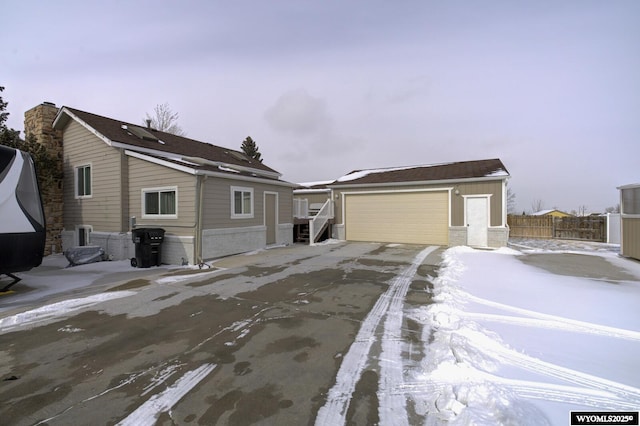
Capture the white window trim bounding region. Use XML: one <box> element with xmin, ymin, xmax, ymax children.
<box><xmin>142</xmin><ymin>186</ymin><xmax>178</xmax><ymax>219</ymax></box>
<box><xmin>74</xmin><ymin>163</ymin><xmax>92</xmax><ymax>199</ymax></box>
<box><xmin>75</xmin><ymin>224</ymin><xmax>93</xmax><ymax>246</ymax></box>
<box><xmin>231</xmin><ymin>186</ymin><xmax>254</xmax><ymax>219</ymax></box>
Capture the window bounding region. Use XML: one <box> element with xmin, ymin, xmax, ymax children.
<box><xmin>231</xmin><ymin>186</ymin><xmax>253</xmax><ymax>218</ymax></box>
<box><xmin>75</xmin><ymin>164</ymin><xmax>92</xmax><ymax>198</ymax></box>
<box><xmin>76</xmin><ymin>225</ymin><xmax>92</xmax><ymax>246</ymax></box>
<box><xmin>622</xmin><ymin>187</ymin><xmax>640</xmax><ymax>215</ymax></box>
<box><xmin>142</xmin><ymin>187</ymin><xmax>177</xmax><ymax>218</ymax></box>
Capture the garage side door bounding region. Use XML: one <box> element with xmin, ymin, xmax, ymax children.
<box><xmin>345</xmin><ymin>191</ymin><xmax>449</xmax><ymax>245</ymax></box>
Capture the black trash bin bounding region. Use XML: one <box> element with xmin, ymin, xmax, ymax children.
<box><xmin>131</xmin><ymin>228</ymin><xmax>165</xmax><ymax>268</ymax></box>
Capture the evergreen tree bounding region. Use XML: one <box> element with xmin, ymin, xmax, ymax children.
<box><xmin>241</xmin><ymin>136</ymin><xmax>263</xmax><ymax>163</ymax></box>
<box><xmin>0</xmin><ymin>86</ymin><xmax>21</xmax><ymax>146</ymax></box>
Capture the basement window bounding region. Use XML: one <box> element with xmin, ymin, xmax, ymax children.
<box><xmin>76</xmin><ymin>225</ymin><xmax>92</xmax><ymax>246</ymax></box>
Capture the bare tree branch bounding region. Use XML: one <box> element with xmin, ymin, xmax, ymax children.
<box><xmin>144</xmin><ymin>103</ymin><xmax>186</xmax><ymax>136</ymax></box>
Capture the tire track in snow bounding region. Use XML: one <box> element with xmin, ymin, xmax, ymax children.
<box><xmin>315</xmin><ymin>246</ymin><xmax>436</xmax><ymax>426</ymax></box>
<box><xmin>463</xmin><ymin>311</ymin><xmax>640</xmax><ymax>341</ymax></box>
<box><xmin>463</xmin><ymin>292</ymin><xmax>640</xmax><ymax>341</ymax></box>
<box><xmin>378</xmin><ymin>246</ymin><xmax>437</xmax><ymax>426</ymax></box>
<box><xmin>454</xmin><ymin>327</ymin><xmax>640</xmax><ymax>405</ymax></box>
<box><xmin>117</xmin><ymin>363</ymin><xmax>216</xmax><ymax>426</ymax></box>
<box><xmin>401</xmin><ymin>372</ymin><xmax>640</xmax><ymax>411</ymax></box>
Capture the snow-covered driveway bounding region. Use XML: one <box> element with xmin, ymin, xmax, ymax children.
<box><xmin>2</xmin><ymin>240</ymin><xmax>638</xmax><ymax>425</ymax></box>
<box><xmin>406</xmin><ymin>242</ymin><xmax>640</xmax><ymax>425</ymax></box>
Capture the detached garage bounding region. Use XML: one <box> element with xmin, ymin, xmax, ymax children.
<box><xmin>329</xmin><ymin>159</ymin><xmax>510</xmax><ymax>248</ymax></box>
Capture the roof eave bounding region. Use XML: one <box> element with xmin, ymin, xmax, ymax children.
<box><xmin>125</xmin><ymin>150</ymin><xmax>296</xmax><ymax>188</ymax></box>
<box><xmin>181</xmin><ymin>155</ymin><xmax>281</xmax><ymax>180</ymax></box>
<box><xmin>195</xmin><ymin>169</ymin><xmax>297</xmax><ymax>187</ymax></box>
<box><xmin>53</xmin><ymin>107</ymin><xmax>114</xmax><ymax>147</ymax></box>
<box><xmin>328</xmin><ymin>175</ymin><xmax>509</xmax><ymax>189</ymax></box>
<box><xmin>618</xmin><ymin>183</ymin><xmax>640</xmax><ymax>190</ymax></box>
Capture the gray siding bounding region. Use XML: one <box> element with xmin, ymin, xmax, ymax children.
<box><xmin>451</xmin><ymin>180</ymin><xmax>504</xmax><ymax>227</ymax></box>
<box><xmin>202</xmin><ymin>178</ymin><xmax>293</xmax><ymax>229</ymax></box>
<box><xmin>63</xmin><ymin>120</ymin><xmax>124</xmax><ymax>232</ymax></box>
<box><xmin>127</xmin><ymin>156</ymin><xmax>197</xmax><ymax>236</ymax></box>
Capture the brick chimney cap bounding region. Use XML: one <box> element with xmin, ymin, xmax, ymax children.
<box><xmin>43</xmin><ymin>101</ymin><xmax>56</xmax><ymax>107</ymax></box>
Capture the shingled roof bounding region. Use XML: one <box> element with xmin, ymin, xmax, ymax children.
<box><xmin>330</xmin><ymin>158</ymin><xmax>509</xmax><ymax>186</ymax></box>
<box><xmin>53</xmin><ymin>107</ymin><xmax>281</xmax><ymax>179</ymax></box>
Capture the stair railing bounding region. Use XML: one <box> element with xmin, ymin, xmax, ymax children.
<box><xmin>309</xmin><ymin>199</ymin><xmax>334</xmax><ymax>245</ymax></box>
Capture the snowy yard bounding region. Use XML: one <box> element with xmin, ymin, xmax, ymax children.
<box><xmin>407</xmin><ymin>240</ymin><xmax>640</xmax><ymax>425</ymax></box>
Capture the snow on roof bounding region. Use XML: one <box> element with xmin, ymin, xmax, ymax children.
<box><xmin>332</xmin><ymin>159</ymin><xmax>508</xmax><ymax>185</ymax></box>
<box><xmin>485</xmin><ymin>169</ymin><xmax>509</xmax><ymax>177</ymax></box>
<box><xmin>532</xmin><ymin>209</ymin><xmax>555</xmax><ymax>216</ymax></box>
<box><xmin>336</xmin><ymin>165</ymin><xmax>423</xmax><ymax>182</ymax></box>
<box><xmin>298</xmin><ymin>180</ymin><xmax>335</xmax><ymax>188</ymax></box>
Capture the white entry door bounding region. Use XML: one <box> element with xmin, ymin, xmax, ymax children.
<box><xmin>466</xmin><ymin>197</ymin><xmax>488</xmax><ymax>247</ymax></box>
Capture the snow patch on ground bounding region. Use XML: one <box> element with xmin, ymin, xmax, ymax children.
<box><xmin>408</xmin><ymin>245</ymin><xmax>640</xmax><ymax>425</ymax></box>
<box><xmin>0</xmin><ymin>291</ymin><xmax>136</xmax><ymax>334</ymax></box>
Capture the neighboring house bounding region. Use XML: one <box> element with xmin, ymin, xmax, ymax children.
<box><xmin>532</xmin><ymin>209</ymin><xmax>573</xmax><ymax>218</ymax></box>
<box><xmin>31</xmin><ymin>103</ymin><xmax>295</xmax><ymax>265</ymax></box>
<box><xmin>295</xmin><ymin>159</ymin><xmax>510</xmax><ymax>248</ymax></box>
<box><xmin>618</xmin><ymin>183</ymin><xmax>640</xmax><ymax>260</ymax></box>
<box><xmin>293</xmin><ymin>181</ymin><xmax>334</xmax><ymax>243</ymax></box>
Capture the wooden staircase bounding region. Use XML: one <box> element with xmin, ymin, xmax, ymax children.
<box><xmin>295</xmin><ymin>224</ymin><xmax>310</xmax><ymax>243</ymax></box>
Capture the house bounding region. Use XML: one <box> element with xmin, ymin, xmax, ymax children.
<box><xmin>618</xmin><ymin>183</ymin><xmax>640</xmax><ymax>260</ymax></box>
<box><xmin>292</xmin><ymin>181</ymin><xmax>334</xmax><ymax>242</ymax></box>
<box><xmin>532</xmin><ymin>209</ymin><xmax>573</xmax><ymax>218</ymax></box>
<box><xmin>294</xmin><ymin>159</ymin><xmax>510</xmax><ymax>248</ymax></box>
<box><xmin>25</xmin><ymin>102</ymin><xmax>295</xmax><ymax>265</ymax></box>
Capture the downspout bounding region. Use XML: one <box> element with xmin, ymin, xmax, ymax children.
<box><xmin>195</xmin><ymin>174</ymin><xmax>206</xmax><ymax>265</ymax></box>
<box><xmin>502</xmin><ymin>178</ymin><xmax>508</xmax><ymax>227</ymax></box>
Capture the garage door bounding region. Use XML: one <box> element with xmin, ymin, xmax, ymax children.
<box><xmin>345</xmin><ymin>191</ymin><xmax>449</xmax><ymax>245</ymax></box>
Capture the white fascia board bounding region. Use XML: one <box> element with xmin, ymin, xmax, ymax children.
<box><xmin>125</xmin><ymin>150</ymin><xmax>196</xmax><ymax>175</ymax></box>
<box><xmin>195</xmin><ymin>169</ymin><xmax>297</xmax><ymax>188</ymax></box>
<box><xmin>328</xmin><ymin>175</ymin><xmax>508</xmax><ymax>189</ymax></box>
<box><xmin>53</xmin><ymin>107</ymin><xmax>113</xmax><ymax>147</ymax></box>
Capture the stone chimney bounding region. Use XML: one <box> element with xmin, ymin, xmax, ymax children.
<box><xmin>24</xmin><ymin>102</ymin><xmax>63</xmax><ymax>255</ymax></box>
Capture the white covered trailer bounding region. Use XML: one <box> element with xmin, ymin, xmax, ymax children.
<box><xmin>0</xmin><ymin>145</ymin><xmax>46</xmax><ymax>290</ymax></box>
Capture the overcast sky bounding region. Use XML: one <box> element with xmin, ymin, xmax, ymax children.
<box><xmin>3</xmin><ymin>1</ymin><xmax>638</xmax><ymax>214</ymax></box>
